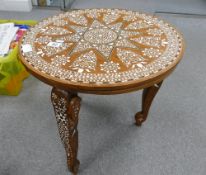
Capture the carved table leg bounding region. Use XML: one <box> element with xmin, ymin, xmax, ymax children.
<box><xmin>51</xmin><ymin>87</ymin><xmax>81</xmax><ymax>174</ymax></box>
<box><xmin>135</xmin><ymin>81</ymin><xmax>163</xmax><ymax>126</ymax></box>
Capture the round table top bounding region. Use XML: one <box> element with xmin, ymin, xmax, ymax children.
<box><xmin>19</xmin><ymin>8</ymin><xmax>184</xmax><ymax>94</ymax></box>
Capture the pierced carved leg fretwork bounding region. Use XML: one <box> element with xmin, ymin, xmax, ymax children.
<box><xmin>135</xmin><ymin>81</ymin><xmax>163</xmax><ymax>126</ymax></box>
<box><xmin>51</xmin><ymin>88</ymin><xmax>81</xmax><ymax>174</ymax></box>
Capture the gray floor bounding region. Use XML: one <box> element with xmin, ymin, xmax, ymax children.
<box><xmin>1</xmin><ymin>1</ymin><xmax>206</xmax><ymax>175</ymax></box>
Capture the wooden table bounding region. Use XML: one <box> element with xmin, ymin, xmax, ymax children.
<box><xmin>19</xmin><ymin>9</ymin><xmax>184</xmax><ymax>174</ymax></box>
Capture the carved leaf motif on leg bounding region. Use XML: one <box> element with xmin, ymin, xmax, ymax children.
<box><xmin>51</xmin><ymin>88</ymin><xmax>81</xmax><ymax>174</ymax></box>
<box><xmin>67</xmin><ymin>97</ymin><xmax>81</xmax><ymax>174</ymax></box>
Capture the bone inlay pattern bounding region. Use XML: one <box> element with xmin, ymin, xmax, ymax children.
<box><xmin>20</xmin><ymin>9</ymin><xmax>183</xmax><ymax>85</ymax></box>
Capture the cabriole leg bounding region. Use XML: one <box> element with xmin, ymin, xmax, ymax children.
<box><xmin>135</xmin><ymin>81</ymin><xmax>163</xmax><ymax>126</ymax></box>
<box><xmin>51</xmin><ymin>87</ymin><xmax>81</xmax><ymax>174</ymax></box>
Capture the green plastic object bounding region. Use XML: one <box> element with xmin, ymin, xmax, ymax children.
<box><xmin>0</xmin><ymin>19</ymin><xmax>37</xmax><ymax>96</ymax></box>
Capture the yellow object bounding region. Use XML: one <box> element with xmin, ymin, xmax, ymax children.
<box><xmin>38</xmin><ymin>0</ymin><xmax>47</xmax><ymax>6</ymax></box>
<box><xmin>0</xmin><ymin>19</ymin><xmax>37</xmax><ymax>96</ymax></box>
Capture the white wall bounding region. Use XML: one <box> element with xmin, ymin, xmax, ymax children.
<box><xmin>0</xmin><ymin>0</ymin><xmax>32</xmax><ymax>12</ymax></box>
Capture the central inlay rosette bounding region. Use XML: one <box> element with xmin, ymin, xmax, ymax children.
<box><xmin>84</xmin><ymin>28</ymin><xmax>118</xmax><ymax>44</ymax></box>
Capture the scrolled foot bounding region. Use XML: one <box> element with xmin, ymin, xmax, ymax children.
<box><xmin>135</xmin><ymin>112</ymin><xmax>145</xmax><ymax>126</ymax></box>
